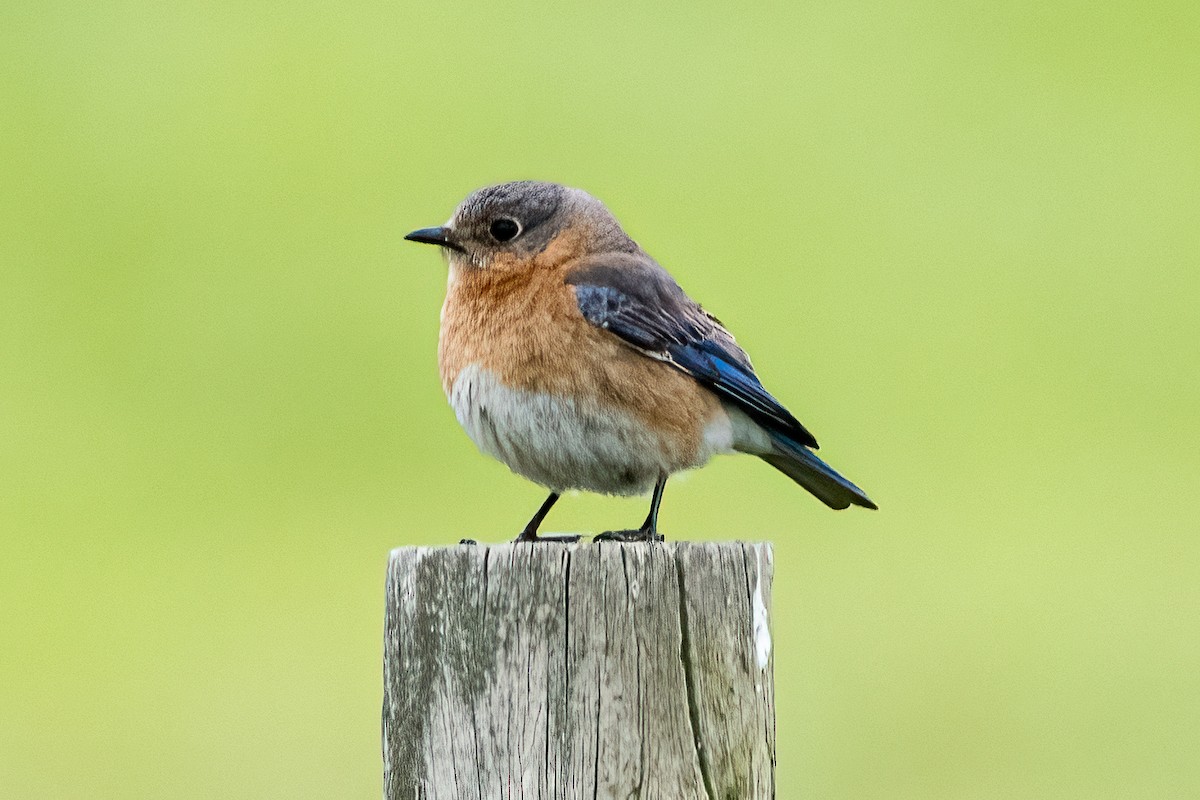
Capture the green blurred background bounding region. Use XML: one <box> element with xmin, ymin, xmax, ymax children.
<box><xmin>2</xmin><ymin>1</ymin><xmax>1197</xmax><ymax>797</ymax></box>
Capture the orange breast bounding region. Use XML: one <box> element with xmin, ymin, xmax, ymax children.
<box><xmin>438</xmin><ymin>260</ymin><xmax>722</xmax><ymax>466</ymax></box>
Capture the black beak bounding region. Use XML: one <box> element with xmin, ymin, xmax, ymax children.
<box><xmin>404</xmin><ymin>226</ymin><xmax>465</xmax><ymax>253</ymax></box>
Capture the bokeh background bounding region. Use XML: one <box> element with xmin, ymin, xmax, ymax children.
<box><xmin>3</xmin><ymin>1</ymin><xmax>1197</xmax><ymax>797</ymax></box>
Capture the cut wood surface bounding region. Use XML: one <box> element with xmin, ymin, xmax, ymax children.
<box><xmin>383</xmin><ymin>541</ymin><xmax>775</xmax><ymax>799</ymax></box>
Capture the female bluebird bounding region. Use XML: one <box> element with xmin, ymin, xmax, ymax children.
<box><xmin>406</xmin><ymin>181</ymin><xmax>875</xmax><ymax>543</ymax></box>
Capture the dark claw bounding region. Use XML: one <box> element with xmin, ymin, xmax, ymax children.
<box><xmin>594</xmin><ymin>474</ymin><xmax>668</xmax><ymax>544</ymax></box>
<box><xmin>459</xmin><ymin>538</ymin><xmax>478</xmax><ymax>546</ymax></box>
<box><xmin>593</xmin><ymin>528</ymin><xmax>665</xmax><ymax>544</ymax></box>
<box><xmin>512</xmin><ymin>531</ymin><xmax>582</xmax><ymax>544</ymax></box>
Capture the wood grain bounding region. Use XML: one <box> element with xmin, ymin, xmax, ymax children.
<box><xmin>383</xmin><ymin>541</ymin><xmax>775</xmax><ymax>799</ymax></box>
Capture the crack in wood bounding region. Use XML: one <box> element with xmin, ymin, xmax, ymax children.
<box><xmin>383</xmin><ymin>542</ymin><xmax>775</xmax><ymax>799</ymax></box>
<box><xmin>675</xmin><ymin>555</ymin><xmax>718</xmax><ymax>800</ymax></box>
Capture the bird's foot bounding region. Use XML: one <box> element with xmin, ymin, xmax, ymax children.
<box><xmin>593</xmin><ymin>528</ymin><xmax>664</xmax><ymax>544</ymax></box>
<box><xmin>512</xmin><ymin>531</ymin><xmax>582</xmax><ymax>545</ymax></box>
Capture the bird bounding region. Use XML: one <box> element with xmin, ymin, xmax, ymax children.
<box><xmin>405</xmin><ymin>181</ymin><xmax>875</xmax><ymax>543</ymax></box>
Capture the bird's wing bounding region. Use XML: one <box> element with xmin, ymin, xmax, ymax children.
<box><xmin>566</xmin><ymin>253</ymin><xmax>819</xmax><ymax>449</ymax></box>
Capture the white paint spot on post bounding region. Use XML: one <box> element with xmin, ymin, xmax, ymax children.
<box><xmin>751</xmin><ymin>543</ymin><xmax>771</xmax><ymax>671</ymax></box>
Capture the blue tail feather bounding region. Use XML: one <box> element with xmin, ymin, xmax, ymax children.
<box><xmin>763</xmin><ymin>431</ymin><xmax>877</xmax><ymax>511</ymax></box>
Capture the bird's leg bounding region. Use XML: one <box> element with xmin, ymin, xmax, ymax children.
<box><xmin>594</xmin><ymin>475</ymin><xmax>667</xmax><ymax>543</ymax></box>
<box><xmin>513</xmin><ymin>492</ymin><xmax>581</xmax><ymax>544</ymax></box>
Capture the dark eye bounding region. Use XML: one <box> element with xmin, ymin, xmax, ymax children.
<box><xmin>489</xmin><ymin>218</ymin><xmax>521</xmax><ymax>242</ymax></box>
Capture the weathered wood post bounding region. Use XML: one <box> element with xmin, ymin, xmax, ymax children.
<box><xmin>383</xmin><ymin>541</ymin><xmax>775</xmax><ymax>799</ymax></box>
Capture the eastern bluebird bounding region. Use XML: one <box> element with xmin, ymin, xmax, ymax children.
<box><xmin>406</xmin><ymin>181</ymin><xmax>876</xmax><ymax>543</ymax></box>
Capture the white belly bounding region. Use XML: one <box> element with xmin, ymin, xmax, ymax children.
<box><xmin>448</xmin><ymin>364</ymin><xmax>734</xmax><ymax>495</ymax></box>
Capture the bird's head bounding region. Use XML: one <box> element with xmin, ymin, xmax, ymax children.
<box><xmin>406</xmin><ymin>181</ymin><xmax>635</xmax><ymax>272</ymax></box>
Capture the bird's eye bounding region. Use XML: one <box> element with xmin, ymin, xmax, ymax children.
<box><xmin>489</xmin><ymin>218</ymin><xmax>521</xmax><ymax>242</ymax></box>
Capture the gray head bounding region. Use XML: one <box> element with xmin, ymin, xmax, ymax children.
<box><xmin>406</xmin><ymin>181</ymin><xmax>636</xmax><ymax>269</ymax></box>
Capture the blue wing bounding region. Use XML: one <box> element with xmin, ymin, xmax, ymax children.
<box><xmin>568</xmin><ymin>255</ymin><xmax>819</xmax><ymax>450</ymax></box>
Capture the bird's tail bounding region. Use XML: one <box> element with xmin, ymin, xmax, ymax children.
<box><xmin>760</xmin><ymin>432</ymin><xmax>877</xmax><ymax>510</ymax></box>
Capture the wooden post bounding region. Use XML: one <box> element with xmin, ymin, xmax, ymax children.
<box><xmin>383</xmin><ymin>541</ymin><xmax>775</xmax><ymax>799</ymax></box>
